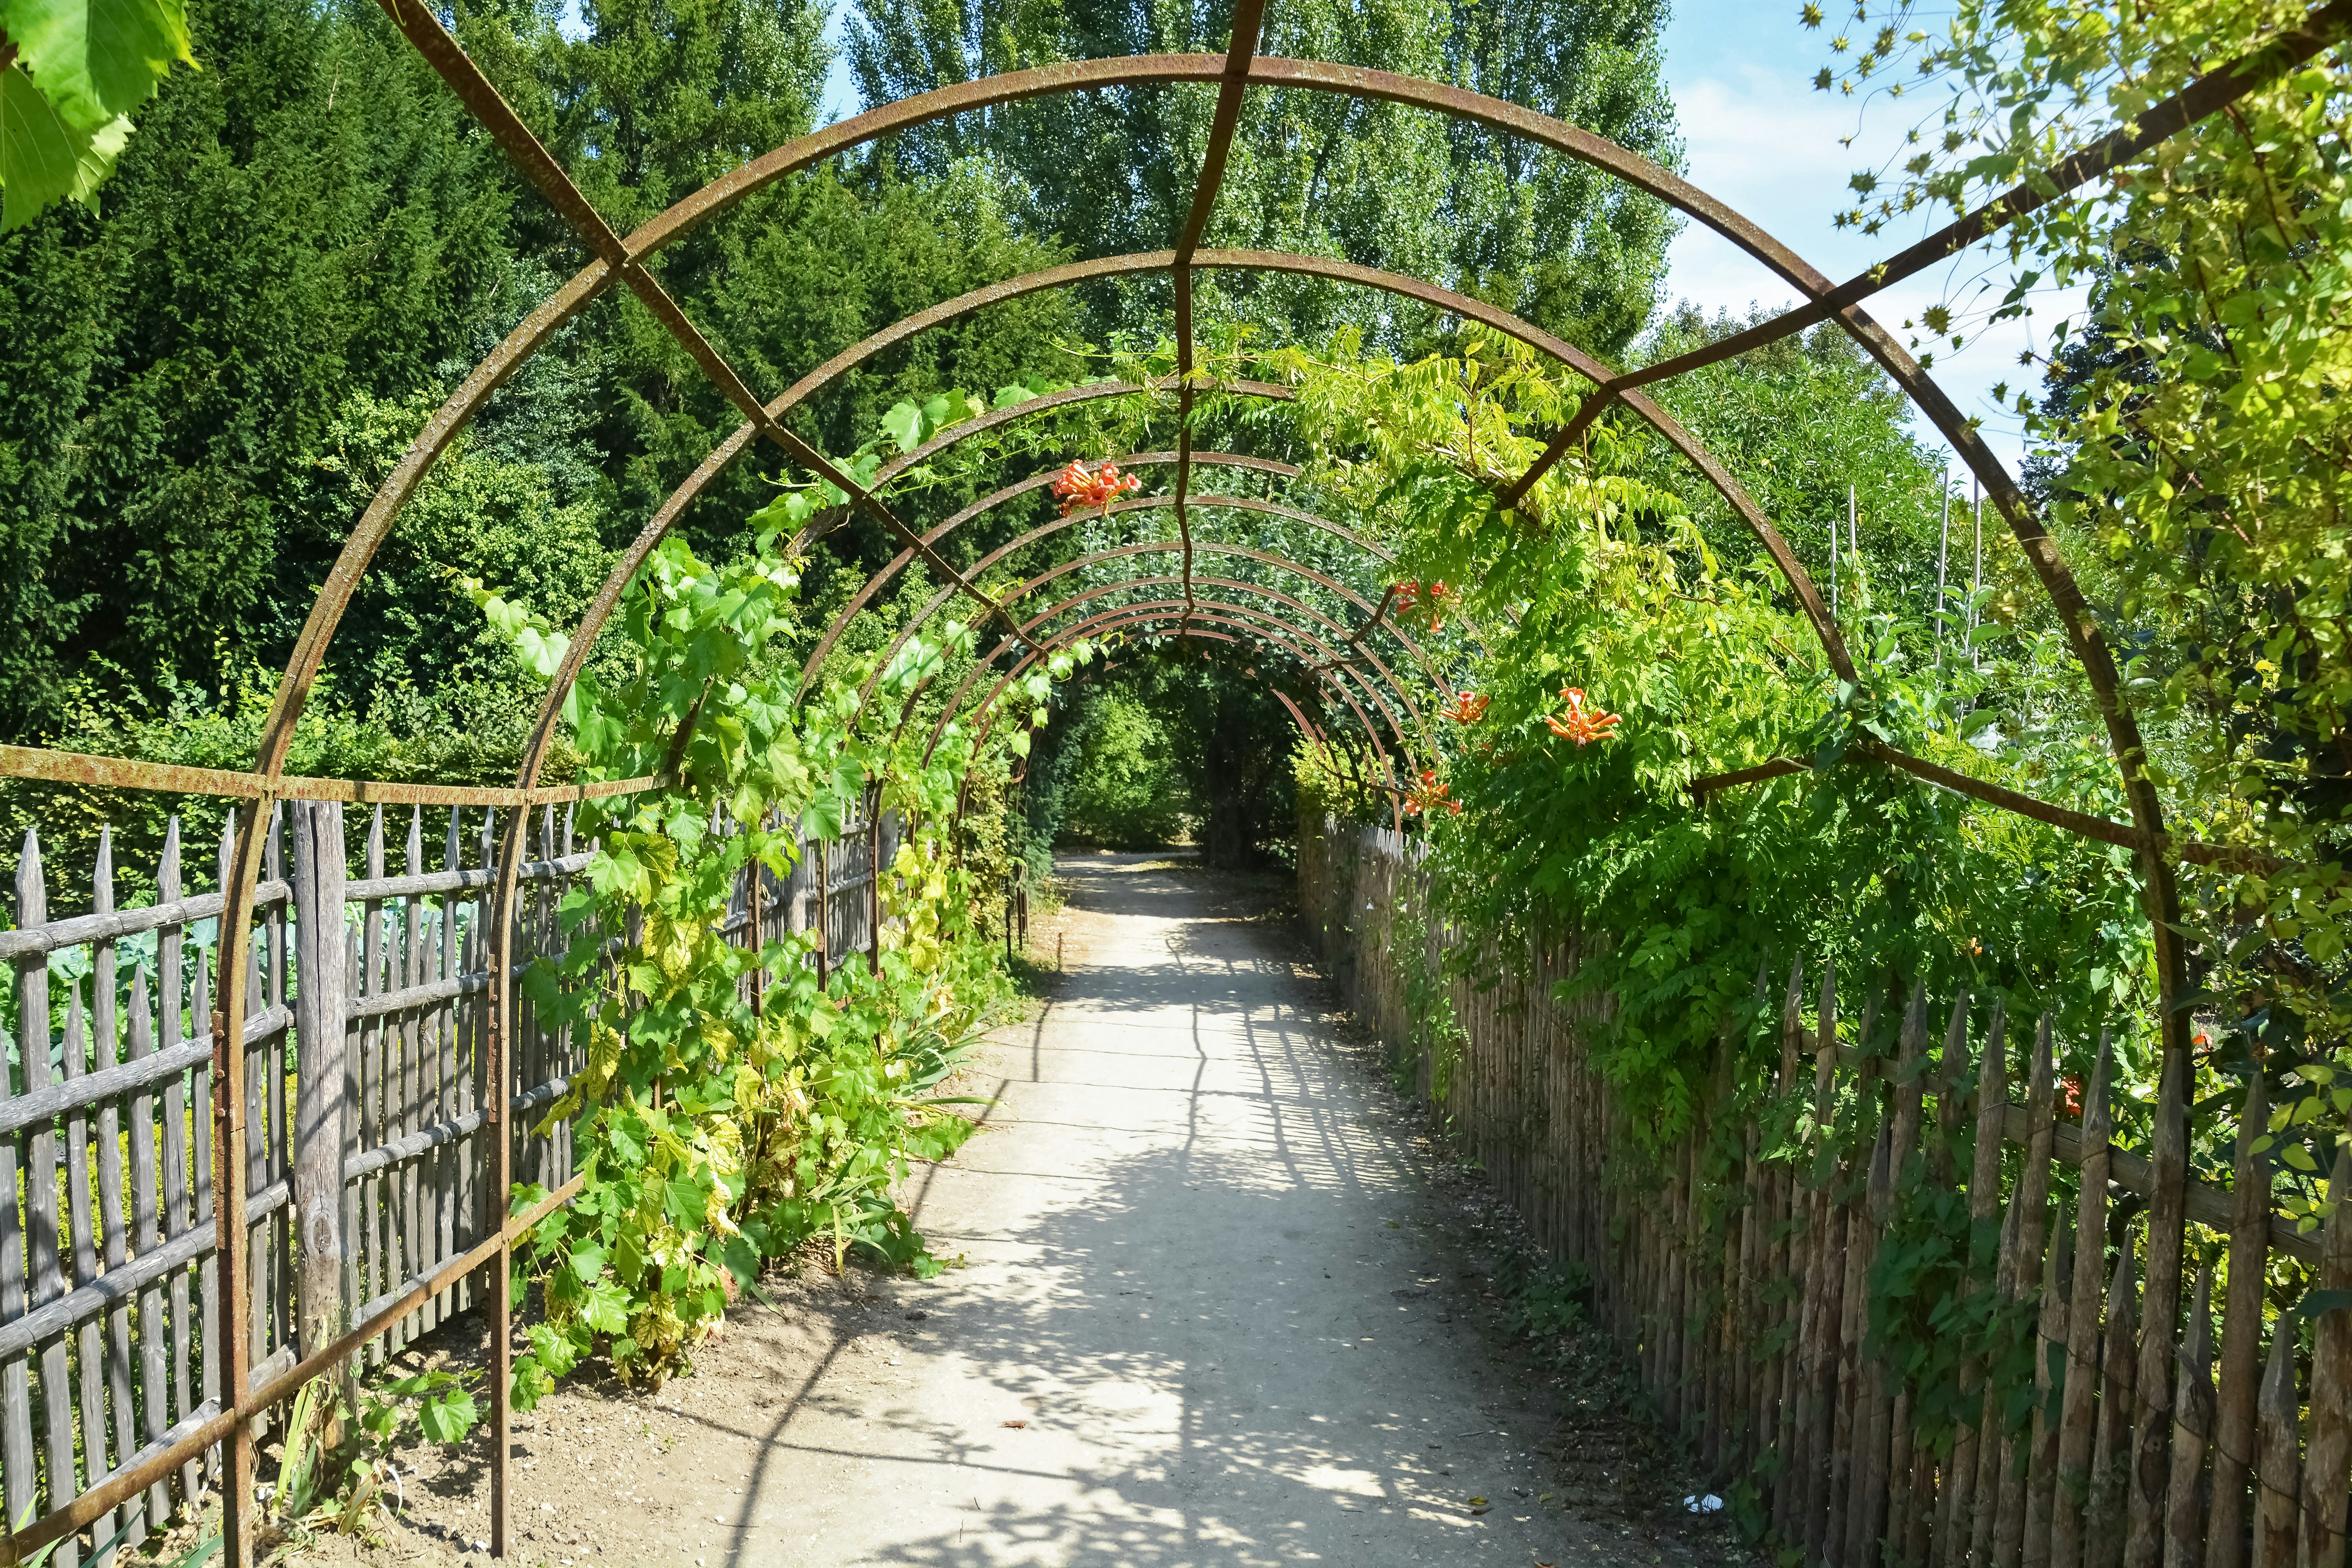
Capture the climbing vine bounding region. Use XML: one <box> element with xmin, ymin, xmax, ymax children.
<box><xmin>472</xmin><ymin>518</ymin><xmax>1091</xmax><ymax>1389</ymax></box>
<box><xmin>1810</xmin><ymin>0</ymin><xmax>2352</xmax><ymax>1163</ymax></box>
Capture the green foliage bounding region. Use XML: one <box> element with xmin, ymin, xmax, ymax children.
<box><xmin>1109</xmin><ymin>654</ymin><xmax>1300</xmax><ymax>868</ymax></box>
<box><xmin>1808</xmin><ymin>0</ymin><xmax>2351</xmax><ymax>1178</ymax></box>
<box><xmin>1032</xmin><ymin>685</ymin><xmax>1191</xmax><ymax>849</ymax></box>
<box><xmin>0</xmin><ymin>0</ymin><xmax>1085</xmax><ymax>742</ymax></box>
<box><xmin>1864</xmin><ymin>1174</ymin><xmax>2040</xmax><ymax>1450</ymax></box>
<box><xmin>1493</xmin><ymin>1245</ymin><xmax>1594</xmax><ymax>1340</ymax></box>
<box><xmin>1390</xmin><ymin>888</ymin><xmax>1467</xmax><ymax>1106</ymax></box>
<box><xmin>0</xmin><ymin>0</ymin><xmax>527</xmax><ymax>733</ymax></box>
<box><xmin>844</xmin><ymin>0</ymin><xmax>1681</xmax><ymax>356</ymax></box>
<box><xmin>1637</xmin><ymin>303</ymin><xmax>1957</xmax><ymax>638</ymax></box>
<box><xmin>481</xmin><ymin>521</ymin><xmax>1090</xmax><ymax>1388</ymax></box>
<box><xmin>0</xmin><ymin>0</ymin><xmax>192</xmax><ymax>229</ymax></box>
<box><xmin>1267</xmin><ymin>325</ymin><xmax>2158</xmax><ymax>1141</ymax></box>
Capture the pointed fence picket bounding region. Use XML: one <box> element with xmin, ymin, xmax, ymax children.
<box><xmin>1301</xmin><ymin>816</ymin><xmax>2352</xmax><ymax>1568</ymax></box>
<box><xmin>0</xmin><ymin>798</ymin><xmax>882</xmax><ymax>1560</ymax></box>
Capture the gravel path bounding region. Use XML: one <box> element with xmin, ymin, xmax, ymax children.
<box><xmin>274</xmin><ymin>853</ymin><xmax>1728</xmax><ymax>1568</ymax></box>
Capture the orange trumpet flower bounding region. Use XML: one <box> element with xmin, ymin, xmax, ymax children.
<box><xmin>1049</xmin><ymin>460</ymin><xmax>1144</xmax><ymax>517</ymax></box>
<box><xmin>1544</xmin><ymin>687</ymin><xmax>1621</xmax><ymax>747</ymax></box>
<box><xmin>1442</xmin><ymin>691</ymin><xmax>1490</xmax><ymax>725</ymax></box>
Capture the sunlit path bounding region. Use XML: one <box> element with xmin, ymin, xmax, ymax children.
<box><xmin>731</xmin><ymin>855</ymin><xmax>1566</xmax><ymax>1566</ymax></box>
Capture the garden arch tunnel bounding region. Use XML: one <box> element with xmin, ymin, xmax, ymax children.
<box><xmin>2</xmin><ymin>0</ymin><xmax>2338</xmax><ymax>1556</ymax></box>
<box><xmin>943</xmin><ymin>604</ymin><xmax>1417</xmax><ymax>835</ymax></box>
<box><xmin>815</xmin><ymin>484</ymin><xmax>1496</xmax><ymax>713</ymax></box>
<box><xmin>917</xmin><ymin>575</ymin><xmax>1430</xmax><ymax>758</ymax></box>
<box><xmin>798</xmin><ymin>456</ymin><xmax>1503</xmax><ymax>701</ymax></box>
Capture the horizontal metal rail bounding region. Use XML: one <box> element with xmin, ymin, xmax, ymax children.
<box><xmin>6</xmin><ymin>1172</ymin><xmax>588</xmax><ymax>1561</ymax></box>
<box><xmin>0</xmin><ymin>746</ymin><xmax>664</xmax><ymax>808</ymax></box>
<box><xmin>1685</xmin><ymin>746</ymin><xmax>2281</xmax><ymax>872</ymax></box>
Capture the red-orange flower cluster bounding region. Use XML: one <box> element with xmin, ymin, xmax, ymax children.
<box><xmin>2060</xmin><ymin>1074</ymin><xmax>2085</xmax><ymax>1121</ymax></box>
<box><xmin>1442</xmin><ymin>691</ymin><xmax>1490</xmax><ymax>725</ymax></box>
<box><xmin>1404</xmin><ymin>768</ymin><xmax>1461</xmax><ymax>817</ymax></box>
<box><xmin>1389</xmin><ymin>579</ymin><xmax>1458</xmax><ymax>633</ymax></box>
<box><xmin>1050</xmin><ymin>460</ymin><xmax>1143</xmax><ymax>517</ymax></box>
<box><xmin>1543</xmin><ymin>687</ymin><xmax>1621</xmax><ymax>747</ymax></box>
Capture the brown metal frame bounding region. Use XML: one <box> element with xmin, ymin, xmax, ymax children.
<box><xmin>796</xmin><ymin>452</ymin><xmax>1301</xmax><ymax>695</ymax></box>
<box><xmin>928</xmin><ymin>583</ymin><xmax>1422</xmax><ymax>760</ymax></box>
<box><xmin>1</xmin><ymin>0</ymin><xmax>2336</xmax><ymax>1553</ymax></box>
<box><xmin>940</xmin><ymin>599</ymin><xmax>1411</xmax><ymax>835</ymax></box>
<box><xmin>828</xmin><ymin>494</ymin><xmax>1473</xmax><ymax>727</ymax></box>
<box><xmin>908</xmin><ymin>548</ymin><xmax>1444</xmax><ymax>750</ymax></box>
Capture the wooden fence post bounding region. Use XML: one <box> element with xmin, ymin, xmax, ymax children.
<box><xmin>290</xmin><ymin>802</ymin><xmax>348</xmax><ymax>1372</ymax></box>
<box><xmin>2208</xmin><ymin>1072</ymin><xmax>2271</xmax><ymax>1568</ymax></box>
<box><xmin>2167</xmin><ymin>1263</ymin><xmax>2216</xmax><ymax>1567</ymax></box>
<box><xmin>2127</xmin><ymin>1020</ymin><xmax>2194</xmax><ymax>1568</ymax></box>
<box><xmin>2297</xmin><ymin>1148</ymin><xmax>2352</xmax><ymax>1568</ymax></box>
<box><xmin>2254</xmin><ymin>1325</ymin><xmax>2299</xmax><ymax>1568</ymax></box>
<box><xmin>1994</xmin><ymin>1015</ymin><xmax>2061</xmax><ymax>1568</ymax></box>
<box><xmin>2055</xmin><ymin>1031</ymin><xmax>2118</xmax><ymax>1568</ymax></box>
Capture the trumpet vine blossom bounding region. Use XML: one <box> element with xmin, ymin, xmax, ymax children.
<box><xmin>1543</xmin><ymin>688</ymin><xmax>1621</xmax><ymax>748</ymax></box>
<box><xmin>1050</xmin><ymin>460</ymin><xmax>1143</xmax><ymax>517</ymax></box>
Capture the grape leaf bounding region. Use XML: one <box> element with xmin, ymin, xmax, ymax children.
<box><xmin>1</xmin><ymin>0</ymin><xmax>192</xmax><ymax>128</ymax></box>
<box><xmin>418</xmin><ymin>1386</ymin><xmax>480</xmax><ymax>1445</ymax></box>
<box><xmin>0</xmin><ymin>60</ymin><xmax>127</xmax><ymax>230</ymax></box>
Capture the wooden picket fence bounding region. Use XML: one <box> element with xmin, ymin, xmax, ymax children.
<box><xmin>1300</xmin><ymin>817</ymin><xmax>2352</xmax><ymax>1568</ymax></box>
<box><xmin>0</xmin><ymin>797</ymin><xmax>882</xmax><ymax>1568</ymax></box>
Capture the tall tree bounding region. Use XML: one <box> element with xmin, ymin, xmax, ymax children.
<box><xmin>459</xmin><ymin>0</ymin><xmax>1089</xmax><ymax>577</ymax></box>
<box><xmin>0</xmin><ymin>0</ymin><xmax>1090</xmax><ymax>744</ymax></box>
<box><xmin>0</xmin><ymin>0</ymin><xmax>523</xmax><ymax>735</ymax></box>
<box><xmin>844</xmin><ymin>0</ymin><xmax>1681</xmax><ymax>358</ymax></box>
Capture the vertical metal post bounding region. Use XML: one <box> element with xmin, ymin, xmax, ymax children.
<box><xmin>813</xmin><ymin>838</ymin><xmax>829</xmax><ymax>990</ymax></box>
<box><xmin>212</xmin><ymin>797</ymin><xmax>269</xmax><ymax>1568</ymax></box>
<box><xmin>867</xmin><ymin>802</ymin><xmax>881</xmax><ymax>978</ymax></box>
<box><xmin>485</xmin><ymin>807</ymin><xmax>529</xmax><ymax>1557</ymax></box>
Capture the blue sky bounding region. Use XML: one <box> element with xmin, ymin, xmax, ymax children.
<box><xmin>800</xmin><ymin>2</ymin><xmax>2062</xmax><ymax>471</ymax></box>
<box><xmin>1654</xmin><ymin>2</ymin><xmax>2070</xmax><ymax>474</ymax></box>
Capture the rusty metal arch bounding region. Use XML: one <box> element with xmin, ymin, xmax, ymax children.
<box><xmin>906</xmin><ymin>541</ymin><xmax>1448</xmax><ymax>744</ymax></box>
<box><xmin>1024</xmin><ymin>602</ymin><xmax>1411</xmax><ymax>756</ymax></box>
<box><xmin>210</xmin><ymin>6</ymin><xmax>2327</xmax><ymax>1151</ymax></box>
<box><xmin>957</xmin><ymin>601</ymin><xmax>1408</xmax><ymax>758</ymax></box>
<box><xmin>917</xmin><ymin>576</ymin><xmax>1422</xmax><ymax>764</ymax></box>
<box><xmin>776</xmin><ymin>376</ymin><xmax>1292</xmax><ymax>557</ymax></box>
<box><xmin>803</xmin><ymin>457</ymin><xmax>1503</xmax><ymax>698</ymax></box>
<box><xmin>697</xmin><ymin>247</ymin><xmax>1846</xmax><ymax>686</ymax></box>
<box><xmin>946</xmin><ymin>601</ymin><xmax>1412</xmax><ymax>834</ymax></box>
<box><xmin>823</xmin><ymin>491</ymin><xmax>1486</xmax><ymax>722</ymax></box>
<box><xmin>7</xmin><ymin>0</ymin><xmax>2332</xmax><ymax>1550</ymax></box>
<box><xmin>799</xmin><ymin>451</ymin><xmax>1299</xmax><ymax>694</ymax></box>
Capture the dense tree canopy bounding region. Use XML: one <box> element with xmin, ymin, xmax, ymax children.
<box><xmin>845</xmin><ymin>0</ymin><xmax>1682</xmax><ymax>356</ymax></box>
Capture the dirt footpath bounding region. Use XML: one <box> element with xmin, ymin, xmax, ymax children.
<box><xmin>272</xmin><ymin>853</ymin><xmax>1737</xmax><ymax>1568</ymax></box>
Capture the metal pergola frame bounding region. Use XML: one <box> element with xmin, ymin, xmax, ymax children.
<box><xmin>2</xmin><ymin>0</ymin><xmax>2343</xmax><ymax>1557</ymax></box>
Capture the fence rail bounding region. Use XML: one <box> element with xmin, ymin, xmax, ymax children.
<box><xmin>1301</xmin><ymin>817</ymin><xmax>2352</xmax><ymax>1568</ymax></box>
<box><xmin>0</xmin><ymin>795</ymin><xmax>883</xmax><ymax>1567</ymax></box>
